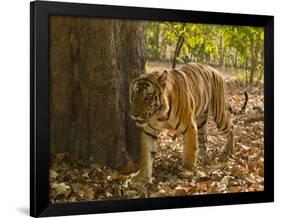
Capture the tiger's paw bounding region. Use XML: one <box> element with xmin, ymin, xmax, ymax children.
<box><xmin>131</xmin><ymin>171</ymin><xmax>152</xmax><ymax>183</ymax></box>
<box><xmin>183</xmin><ymin>157</ymin><xmax>197</xmax><ymax>171</ymax></box>
<box><xmin>130</xmin><ymin>170</ymin><xmax>152</xmax><ymax>188</ymax></box>
<box><xmin>227</xmin><ymin>146</ymin><xmax>234</xmax><ymax>156</ymax></box>
<box><xmin>183</xmin><ymin>162</ymin><xmax>196</xmax><ymax>171</ymax></box>
<box><xmin>223</xmin><ymin>145</ymin><xmax>235</xmax><ymax>157</ymax></box>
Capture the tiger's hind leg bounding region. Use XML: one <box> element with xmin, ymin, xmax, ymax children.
<box><xmin>197</xmin><ymin>109</ymin><xmax>209</xmax><ymax>163</ymax></box>
<box><xmin>215</xmin><ymin>111</ymin><xmax>234</xmax><ymax>156</ymax></box>
<box><xmin>225</xmin><ymin>124</ymin><xmax>234</xmax><ymax>155</ymax></box>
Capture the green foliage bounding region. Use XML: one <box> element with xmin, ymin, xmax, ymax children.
<box><xmin>145</xmin><ymin>21</ymin><xmax>264</xmax><ymax>84</ymax></box>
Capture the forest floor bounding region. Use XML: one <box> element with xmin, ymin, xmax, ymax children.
<box><xmin>49</xmin><ymin>79</ymin><xmax>264</xmax><ymax>203</ymax></box>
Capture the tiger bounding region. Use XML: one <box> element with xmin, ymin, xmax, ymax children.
<box><xmin>129</xmin><ymin>63</ymin><xmax>248</xmax><ymax>184</ymax></box>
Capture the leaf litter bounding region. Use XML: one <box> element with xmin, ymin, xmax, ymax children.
<box><xmin>50</xmin><ymin>81</ymin><xmax>264</xmax><ymax>203</ymax></box>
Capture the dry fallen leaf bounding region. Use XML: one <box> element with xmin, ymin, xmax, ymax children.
<box><xmin>50</xmin><ymin>170</ymin><xmax>58</xmax><ymax>179</ymax></box>
<box><xmin>51</xmin><ymin>182</ymin><xmax>70</xmax><ymax>195</ymax></box>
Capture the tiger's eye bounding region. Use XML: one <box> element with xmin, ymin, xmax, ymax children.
<box><xmin>144</xmin><ymin>95</ymin><xmax>151</xmax><ymax>101</ymax></box>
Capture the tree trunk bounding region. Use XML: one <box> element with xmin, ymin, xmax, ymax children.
<box><xmin>49</xmin><ymin>16</ymin><xmax>145</xmax><ymax>169</ymax></box>
<box><xmin>257</xmin><ymin>49</ymin><xmax>264</xmax><ymax>82</ymax></box>
<box><xmin>234</xmin><ymin>50</ymin><xmax>238</xmax><ymax>67</ymax></box>
<box><xmin>172</xmin><ymin>33</ymin><xmax>185</xmax><ymax>69</ymax></box>
<box><xmin>172</xmin><ymin>24</ymin><xmax>186</xmax><ymax>69</ymax></box>
<box><xmin>249</xmin><ymin>39</ymin><xmax>255</xmax><ymax>84</ymax></box>
<box><xmin>219</xmin><ymin>35</ymin><xmax>224</xmax><ymax>66</ymax></box>
<box><xmin>115</xmin><ymin>20</ymin><xmax>146</xmax><ymax>164</ymax></box>
<box><xmin>245</xmin><ymin>57</ymin><xmax>249</xmax><ymax>85</ymax></box>
<box><xmin>249</xmin><ymin>34</ymin><xmax>261</xmax><ymax>85</ymax></box>
<box><xmin>155</xmin><ymin>24</ymin><xmax>161</xmax><ymax>59</ymax></box>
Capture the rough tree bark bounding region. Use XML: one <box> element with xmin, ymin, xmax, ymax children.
<box><xmin>49</xmin><ymin>16</ymin><xmax>145</xmax><ymax>169</ymax></box>
<box><xmin>249</xmin><ymin>33</ymin><xmax>262</xmax><ymax>85</ymax></box>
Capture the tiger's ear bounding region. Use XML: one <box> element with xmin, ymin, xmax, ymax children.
<box><xmin>158</xmin><ymin>70</ymin><xmax>168</xmax><ymax>88</ymax></box>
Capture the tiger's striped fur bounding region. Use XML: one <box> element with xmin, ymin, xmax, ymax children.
<box><xmin>129</xmin><ymin>63</ymin><xmax>247</xmax><ymax>183</ymax></box>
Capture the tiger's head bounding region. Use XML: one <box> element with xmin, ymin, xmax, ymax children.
<box><xmin>129</xmin><ymin>70</ymin><xmax>168</xmax><ymax>127</ymax></box>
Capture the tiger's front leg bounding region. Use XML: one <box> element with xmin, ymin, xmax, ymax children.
<box><xmin>183</xmin><ymin>118</ymin><xmax>198</xmax><ymax>170</ymax></box>
<box><xmin>131</xmin><ymin>131</ymin><xmax>157</xmax><ymax>184</ymax></box>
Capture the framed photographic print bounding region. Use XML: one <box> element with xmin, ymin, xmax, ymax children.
<box><xmin>30</xmin><ymin>1</ymin><xmax>274</xmax><ymax>217</ymax></box>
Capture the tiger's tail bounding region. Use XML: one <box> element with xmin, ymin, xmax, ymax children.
<box><xmin>228</xmin><ymin>91</ymin><xmax>248</xmax><ymax>115</ymax></box>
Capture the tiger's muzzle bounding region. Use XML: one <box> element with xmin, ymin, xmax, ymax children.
<box><xmin>131</xmin><ymin>114</ymin><xmax>147</xmax><ymax>127</ymax></box>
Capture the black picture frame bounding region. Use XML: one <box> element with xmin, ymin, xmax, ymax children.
<box><xmin>30</xmin><ymin>1</ymin><xmax>274</xmax><ymax>217</ymax></box>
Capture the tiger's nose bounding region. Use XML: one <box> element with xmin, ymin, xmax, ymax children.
<box><xmin>131</xmin><ymin>114</ymin><xmax>139</xmax><ymax>120</ymax></box>
<box><xmin>131</xmin><ymin>114</ymin><xmax>144</xmax><ymax>121</ymax></box>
